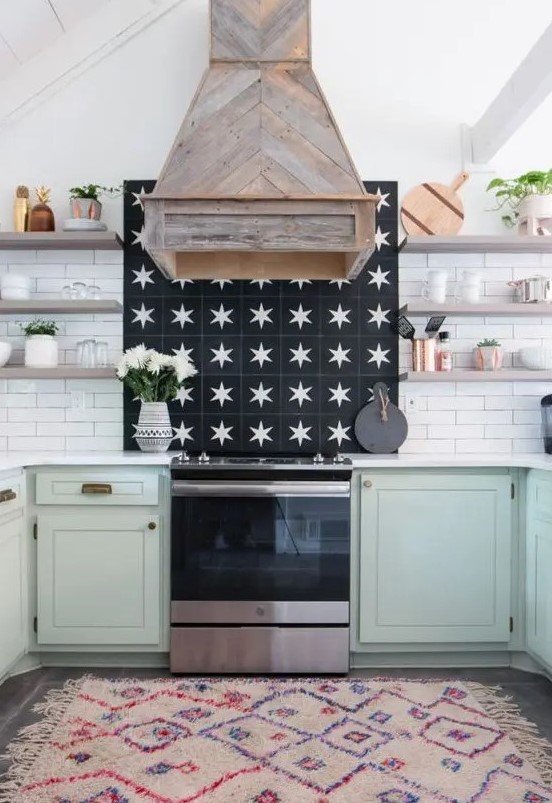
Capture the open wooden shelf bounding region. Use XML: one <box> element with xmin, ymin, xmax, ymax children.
<box><xmin>0</xmin><ymin>300</ymin><xmax>122</xmax><ymax>314</ymax></box>
<box><xmin>0</xmin><ymin>367</ymin><xmax>116</xmax><ymax>379</ymax></box>
<box><xmin>0</xmin><ymin>232</ymin><xmax>122</xmax><ymax>250</ymax></box>
<box><xmin>399</xmin><ymin>235</ymin><xmax>552</xmax><ymax>253</ymax></box>
<box><xmin>401</xmin><ymin>370</ymin><xmax>552</xmax><ymax>382</ymax></box>
<box><xmin>401</xmin><ymin>301</ymin><xmax>552</xmax><ymax>317</ymax></box>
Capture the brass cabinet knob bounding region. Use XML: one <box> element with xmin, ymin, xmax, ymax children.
<box><xmin>363</xmin><ymin>480</ymin><xmax>373</xmax><ymax>489</ymax></box>
<box><xmin>148</xmin><ymin>521</ymin><xmax>157</xmax><ymax>530</ymax></box>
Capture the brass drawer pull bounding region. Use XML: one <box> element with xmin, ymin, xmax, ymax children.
<box><xmin>363</xmin><ymin>480</ymin><xmax>372</xmax><ymax>489</ymax></box>
<box><xmin>0</xmin><ymin>488</ymin><xmax>16</xmax><ymax>504</ymax></box>
<box><xmin>81</xmin><ymin>483</ymin><xmax>113</xmax><ymax>495</ymax></box>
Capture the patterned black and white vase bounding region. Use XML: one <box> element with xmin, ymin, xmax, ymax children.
<box><xmin>133</xmin><ymin>402</ymin><xmax>174</xmax><ymax>452</ymax></box>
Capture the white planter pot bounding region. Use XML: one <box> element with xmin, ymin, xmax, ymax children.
<box><xmin>133</xmin><ymin>402</ymin><xmax>173</xmax><ymax>453</ymax></box>
<box><xmin>518</xmin><ymin>195</ymin><xmax>552</xmax><ymax>235</ymax></box>
<box><xmin>70</xmin><ymin>198</ymin><xmax>102</xmax><ymax>220</ymax></box>
<box><xmin>24</xmin><ymin>335</ymin><xmax>58</xmax><ymax>368</ymax></box>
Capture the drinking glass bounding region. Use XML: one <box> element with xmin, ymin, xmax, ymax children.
<box><xmin>95</xmin><ymin>342</ymin><xmax>108</xmax><ymax>367</ymax></box>
<box><xmin>72</xmin><ymin>282</ymin><xmax>87</xmax><ymax>299</ymax></box>
<box><xmin>80</xmin><ymin>339</ymin><xmax>97</xmax><ymax>368</ymax></box>
<box><xmin>86</xmin><ymin>285</ymin><xmax>102</xmax><ymax>300</ymax></box>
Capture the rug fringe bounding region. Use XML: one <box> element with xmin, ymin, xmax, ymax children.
<box><xmin>0</xmin><ymin>675</ymin><xmax>89</xmax><ymax>803</ymax></box>
<box><xmin>466</xmin><ymin>681</ymin><xmax>552</xmax><ymax>786</ymax></box>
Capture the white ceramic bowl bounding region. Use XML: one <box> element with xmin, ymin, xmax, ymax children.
<box><xmin>519</xmin><ymin>347</ymin><xmax>552</xmax><ymax>370</ymax></box>
<box><xmin>1</xmin><ymin>274</ymin><xmax>31</xmax><ymax>289</ymax></box>
<box><xmin>0</xmin><ymin>342</ymin><xmax>12</xmax><ymax>367</ymax></box>
<box><xmin>1</xmin><ymin>287</ymin><xmax>31</xmax><ymax>300</ymax></box>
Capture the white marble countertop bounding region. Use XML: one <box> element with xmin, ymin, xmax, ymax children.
<box><xmin>0</xmin><ymin>451</ymin><xmax>551</xmax><ymax>475</ymax></box>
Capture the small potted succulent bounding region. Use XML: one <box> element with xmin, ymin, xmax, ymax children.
<box><xmin>21</xmin><ymin>319</ymin><xmax>59</xmax><ymax>368</ymax></box>
<box><xmin>117</xmin><ymin>344</ymin><xmax>197</xmax><ymax>452</ymax></box>
<box><xmin>487</xmin><ymin>170</ymin><xmax>552</xmax><ymax>233</ymax></box>
<box><xmin>475</xmin><ymin>338</ymin><xmax>503</xmax><ymax>372</ymax></box>
<box><xmin>69</xmin><ymin>183</ymin><xmax>122</xmax><ymax>221</ymax></box>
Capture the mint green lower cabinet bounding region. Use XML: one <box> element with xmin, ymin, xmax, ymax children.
<box><xmin>526</xmin><ymin>471</ymin><xmax>552</xmax><ymax>670</ymax></box>
<box><xmin>358</xmin><ymin>472</ymin><xmax>512</xmax><ymax>644</ymax></box>
<box><xmin>37</xmin><ymin>512</ymin><xmax>160</xmax><ymax>646</ymax></box>
<box><xmin>0</xmin><ymin>514</ymin><xmax>26</xmax><ymax>676</ymax></box>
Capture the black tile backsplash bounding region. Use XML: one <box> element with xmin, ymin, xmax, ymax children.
<box><xmin>123</xmin><ymin>180</ymin><xmax>399</xmax><ymax>453</ymax></box>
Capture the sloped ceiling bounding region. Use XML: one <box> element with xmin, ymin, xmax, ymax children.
<box><xmin>0</xmin><ymin>0</ymin><xmax>110</xmax><ymax>79</ymax></box>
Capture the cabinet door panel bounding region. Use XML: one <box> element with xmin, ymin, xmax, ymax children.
<box><xmin>0</xmin><ymin>515</ymin><xmax>25</xmax><ymax>675</ymax></box>
<box><xmin>37</xmin><ymin>513</ymin><xmax>160</xmax><ymax>645</ymax></box>
<box><xmin>359</xmin><ymin>473</ymin><xmax>511</xmax><ymax>643</ymax></box>
<box><xmin>526</xmin><ymin>472</ymin><xmax>552</xmax><ymax>670</ymax></box>
<box><xmin>527</xmin><ymin>519</ymin><xmax>552</xmax><ymax>668</ymax></box>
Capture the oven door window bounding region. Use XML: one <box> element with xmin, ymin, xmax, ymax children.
<box><xmin>171</xmin><ymin>494</ymin><xmax>349</xmax><ymax>602</ymax></box>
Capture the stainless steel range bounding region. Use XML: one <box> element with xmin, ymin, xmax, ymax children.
<box><xmin>170</xmin><ymin>452</ymin><xmax>352</xmax><ymax>674</ymax></box>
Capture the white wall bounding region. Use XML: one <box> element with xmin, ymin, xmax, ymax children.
<box><xmin>0</xmin><ymin>0</ymin><xmax>550</xmax><ymax>453</ymax></box>
<box><xmin>0</xmin><ymin>0</ymin><xmax>550</xmax><ymax>230</ymax></box>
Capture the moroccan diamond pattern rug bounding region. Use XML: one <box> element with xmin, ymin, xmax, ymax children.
<box><xmin>1</xmin><ymin>676</ymin><xmax>552</xmax><ymax>802</ymax></box>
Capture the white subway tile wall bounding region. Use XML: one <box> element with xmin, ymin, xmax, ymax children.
<box><xmin>400</xmin><ymin>251</ymin><xmax>552</xmax><ymax>453</ymax></box>
<box><xmin>0</xmin><ymin>250</ymin><xmax>123</xmax><ymax>451</ymax></box>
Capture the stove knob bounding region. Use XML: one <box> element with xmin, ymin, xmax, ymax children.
<box><xmin>313</xmin><ymin>452</ymin><xmax>324</xmax><ymax>464</ymax></box>
<box><xmin>177</xmin><ymin>451</ymin><xmax>190</xmax><ymax>463</ymax></box>
<box><xmin>334</xmin><ymin>453</ymin><xmax>345</xmax><ymax>464</ymax></box>
<box><xmin>198</xmin><ymin>450</ymin><xmax>210</xmax><ymax>463</ymax></box>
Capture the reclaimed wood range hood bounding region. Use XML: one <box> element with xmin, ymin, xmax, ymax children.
<box><xmin>142</xmin><ymin>0</ymin><xmax>377</xmax><ymax>280</ymax></box>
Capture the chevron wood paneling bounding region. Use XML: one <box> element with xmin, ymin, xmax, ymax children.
<box><xmin>210</xmin><ymin>0</ymin><xmax>309</xmax><ymax>62</ymax></box>
<box><xmin>143</xmin><ymin>0</ymin><xmax>377</xmax><ymax>280</ymax></box>
<box><xmin>156</xmin><ymin>64</ymin><xmax>364</xmax><ymax>198</ymax></box>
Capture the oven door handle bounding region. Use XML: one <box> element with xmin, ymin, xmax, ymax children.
<box><xmin>171</xmin><ymin>481</ymin><xmax>350</xmax><ymax>498</ymax></box>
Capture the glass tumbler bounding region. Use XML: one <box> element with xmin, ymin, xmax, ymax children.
<box><xmin>72</xmin><ymin>282</ymin><xmax>87</xmax><ymax>299</ymax></box>
<box><xmin>80</xmin><ymin>339</ymin><xmax>97</xmax><ymax>368</ymax></box>
<box><xmin>86</xmin><ymin>285</ymin><xmax>102</xmax><ymax>300</ymax></box>
<box><xmin>95</xmin><ymin>342</ymin><xmax>108</xmax><ymax>367</ymax></box>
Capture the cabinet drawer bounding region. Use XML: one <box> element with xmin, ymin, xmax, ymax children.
<box><xmin>36</xmin><ymin>470</ymin><xmax>159</xmax><ymax>506</ymax></box>
<box><xmin>0</xmin><ymin>472</ymin><xmax>23</xmax><ymax>517</ymax></box>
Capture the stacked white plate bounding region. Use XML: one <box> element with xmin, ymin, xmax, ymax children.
<box><xmin>63</xmin><ymin>218</ymin><xmax>107</xmax><ymax>232</ymax></box>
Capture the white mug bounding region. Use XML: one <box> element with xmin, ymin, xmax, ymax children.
<box><xmin>455</xmin><ymin>283</ymin><xmax>480</xmax><ymax>304</ymax></box>
<box><xmin>460</xmin><ymin>270</ymin><xmax>480</xmax><ymax>285</ymax></box>
<box><xmin>422</xmin><ymin>283</ymin><xmax>446</xmax><ymax>303</ymax></box>
<box><xmin>426</xmin><ymin>269</ymin><xmax>448</xmax><ymax>287</ymax></box>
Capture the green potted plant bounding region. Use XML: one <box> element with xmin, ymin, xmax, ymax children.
<box><xmin>21</xmin><ymin>319</ymin><xmax>59</xmax><ymax>368</ymax></box>
<box><xmin>68</xmin><ymin>183</ymin><xmax>122</xmax><ymax>221</ymax></box>
<box><xmin>475</xmin><ymin>338</ymin><xmax>503</xmax><ymax>372</ymax></box>
<box><xmin>116</xmin><ymin>344</ymin><xmax>197</xmax><ymax>452</ymax></box>
<box><xmin>487</xmin><ymin>170</ymin><xmax>552</xmax><ymax>233</ymax></box>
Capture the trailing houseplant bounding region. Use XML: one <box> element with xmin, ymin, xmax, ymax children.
<box><xmin>21</xmin><ymin>319</ymin><xmax>59</xmax><ymax>368</ymax></box>
<box><xmin>475</xmin><ymin>338</ymin><xmax>503</xmax><ymax>372</ymax></box>
<box><xmin>117</xmin><ymin>344</ymin><xmax>197</xmax><ymax>452</ymax></box>
<box><xmin>487</xmin><ymin>170</ymin><xmax>552</xmax><ymax>231</ymax></box>
<box><xmin>69</xmin><ymin>183</ymin><xmax>123</xmax><ymax>220</ymax></box>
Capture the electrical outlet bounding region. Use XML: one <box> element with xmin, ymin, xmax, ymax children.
<box><xmin>405</xmin><ymin>395</ymin><xmax>418</xmax><ymax>412</ymax></box>
<box><xmin>70</xmin><ymin>391</ymin><xmax>86</xmax><ymax>410</ymax></box>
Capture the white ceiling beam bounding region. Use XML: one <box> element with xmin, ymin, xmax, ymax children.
<box><xmin>468</xmin><ymin>21</ymin><xmax>552</xmax><ymax>164</ymax></box>
<box><xmin>0</xmin><ymin>0</ymin><xmax>186</xmax><ymax>125</ymax></box>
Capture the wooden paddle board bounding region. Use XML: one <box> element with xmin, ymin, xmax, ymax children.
<box><xmin>401</xmin><ymin>172</ymin><xmax>469</xmax><ymax>235</ymax></box>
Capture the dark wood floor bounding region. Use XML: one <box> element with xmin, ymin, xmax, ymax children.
<box><xmin>1</xmin><ymin>667</ymin><xmax>551</xmax><ymax>778</ymax></box>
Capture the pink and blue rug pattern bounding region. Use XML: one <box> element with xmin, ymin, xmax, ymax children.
<box><xmin>2</xmin><ymin>676</ymin><xmax>551</xmax><ymax>802</ymax></box>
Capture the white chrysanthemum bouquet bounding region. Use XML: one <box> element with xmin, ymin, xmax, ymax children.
<box><xmin>116</xmin><ymin>344</ymin><xmax>197</xmax><ymax>402</ymax></box>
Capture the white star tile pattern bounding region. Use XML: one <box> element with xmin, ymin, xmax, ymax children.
<box><xmin>124</xmin><ymin>179</ymin><xmax>398</xmax><ymax>453</ymax></box>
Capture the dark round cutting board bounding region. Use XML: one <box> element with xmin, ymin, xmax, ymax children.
<box><xmin>354</xmin><ymin>382</ymin><xmax>408</xmax><ymax>453</ymax></box>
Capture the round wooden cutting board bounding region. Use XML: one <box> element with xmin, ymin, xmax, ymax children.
<box><xmin>401</xmin><ymin>172</ymin><xmax>469</xmax><ymax>235</ymax></box>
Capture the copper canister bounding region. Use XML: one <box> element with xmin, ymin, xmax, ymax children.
<box><xmin>411</xmin><ymin>338</ymin><xmax>436</xmax><ymax>371</ymax></box>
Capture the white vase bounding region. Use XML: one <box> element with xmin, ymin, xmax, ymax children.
<box><xmin>24</xmin><ymin>335</ymin><xmax>58</xmax><ymax>368</ymax></box>
<box><xmin>133</xmin><ymin>401</ymin><xmax>173</xmax><ymax>452</ymax></box>
<box><xmin>518</xmin><ymin>195</ymin><xmax>552</xmax><ymax>235</ymax></box>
